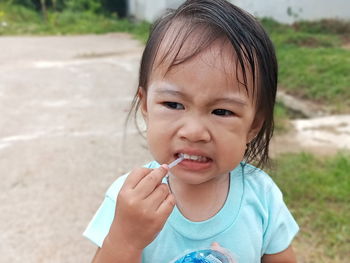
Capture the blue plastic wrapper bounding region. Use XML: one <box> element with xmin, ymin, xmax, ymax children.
<box><xmin>172</xmin><ymin>249</ymin><xmax>231</xmax><ymax>263</ymax></box>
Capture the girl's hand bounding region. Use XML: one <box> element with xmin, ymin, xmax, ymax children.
<box><xmin>211</xmin><ymin>242</ymin><xmax>237</xmax><ymax>263</ymax></box>
<box><xmin>105</xmin><ymin>165</ymin><xmax>175</xmax><ymax>252</ymax></box>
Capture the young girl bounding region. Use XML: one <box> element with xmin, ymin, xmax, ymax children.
<box><xmin>84</xmin><ymin>0</ymin><xmax>299</xmax><ymax>262</ymax></box>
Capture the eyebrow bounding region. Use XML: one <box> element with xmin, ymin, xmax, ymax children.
<box><xmin>210</xmin><ymin>97</ymin><xmax>247</xmax><ymax>106</ymax></box>
<box><xmin>153</xmin><ymin>87</ymin><xmax>247</xmax><ymax>106</ymax></box>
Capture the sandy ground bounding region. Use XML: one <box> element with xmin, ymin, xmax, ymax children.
<box><xmin>0</xmin><ymin>34</ymin><xmax>349</xmax><ymax>263</ymax></box>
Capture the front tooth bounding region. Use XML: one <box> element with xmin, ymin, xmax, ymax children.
<box><xmin>183</xmin><ymin>153</ymin><xmax>190</xmax><ymax>159</ymax></box>
<box><xmin>180</xmin><ymin>153</ymin><xmax>208</xmax><ymax>161</ymax></box>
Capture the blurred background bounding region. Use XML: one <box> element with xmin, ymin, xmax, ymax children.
<box><xmin>0</xmin><ymin>0</ymin><xmax>349</xmax><ymax>262</ymax></box>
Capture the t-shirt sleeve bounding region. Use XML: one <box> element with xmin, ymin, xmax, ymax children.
<box><xmin>83</xmin><ymin>174</ymin><xmax>128</xmax><ymax>247</ymax></box>
<box><xmin>82</xmin><ymin>162</ymin><xmax>158</xmax><ymax>247</ymax></box>
<box><xmin>262</xmin><ymin>181</ymin><xmax>299</xmax><ymax>255</ymax></box>
<box><xmin>83</xmin><ymin>195</ymin><xmax>116</xmax><ymax>247</ymax></box>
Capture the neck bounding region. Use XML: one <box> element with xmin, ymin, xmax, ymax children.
<box><xmin>168</xmin><ymin>173</ymin><xmax>230</xmax><ymax>221</ymax></box>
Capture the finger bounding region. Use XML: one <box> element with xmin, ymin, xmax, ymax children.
<box><xmin>134</xmin><ymin>165</ymin><xmax>169</xmax><ymax>198</ymax></box>
<box><xmin>211</xmin><ymin>242</ymin><xmax>232</xmax><ymax>259</ymax></box>
<box><xmin>156</xmin><ymin>192</ymin><xmax>176</xmax><ymax>220</ymax></box>
<box><xmin>211</xmin><ymin>242</ymin><xmax>221</xmax><ymax>250</ymax></box>
<box><xmin>123</xmin><ymin>167</ymin><xmax>153</xmax><ymax>189</ymax></box>
<box><xmin>145</xmin><ymin>183</ymin><xmax>170</xmax><ymax>210</ymax></box>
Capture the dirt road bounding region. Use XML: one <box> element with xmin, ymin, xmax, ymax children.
<box><xmin>0</xmin><ymin>34</ymin><xmax>349</xmax><ymax>263</ymax></box>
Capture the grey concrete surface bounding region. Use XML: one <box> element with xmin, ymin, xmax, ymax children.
<box><xmin>0</xmin><ymin>34</ymin><xmax>151</xmax><ymax>263</ymax></box>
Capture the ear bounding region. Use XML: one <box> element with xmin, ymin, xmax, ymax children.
<box><xmin>247</xmin><ymin>114</ymin><xmax>264</xmax><ymax>144</ymax></box>
<box><xmin>138</xmin><ymin>87</ymin><xmax>148</xmax><ymax>122</ymax></box>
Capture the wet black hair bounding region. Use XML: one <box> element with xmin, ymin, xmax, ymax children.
<box><xmin>127</xmin><ymin>0</ymin><xmax>278</xmax><ymax>168</ymax></box>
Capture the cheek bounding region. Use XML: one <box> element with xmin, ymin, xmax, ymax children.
<box><xmin>218</xmin><ymin>143</ymin><xmax>246</xmax><ymax>171</ymax></box>
<box><xmin>146</xmin><ymin>120</ymin><xmax>174</xmax><ymax>161</ymax></box>
<box><xmin>214</xmin><ymin>128</ymin><xmax>248</xmax><ymax>162</ymax></box>
<box><xmin>219</xmin><ymin>137</ymin><xmax>246</xmax><ymax>155</ymax></box>
<box><xmin>146</xmin><ymin>129</ymin><xmax>163</xmax><ymax>163</ymax></box>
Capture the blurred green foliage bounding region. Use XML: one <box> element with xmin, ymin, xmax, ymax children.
<box><xmin>0</xmin><ymin>2</ymin><xmax>148</xmax><ymax>38</ymax></box>
<box><xmin>64</xmin><ymin>0</ymin><xmax>102</xmax><ymax>13</ymax></box>
<box><xmin>293</xmin><ymin>19</ymin><xmax>350</xmax><ymax>35</ymax></box>
<box><xmin>4</xmin><ymin>0</ymin><xmax>126</xmax><ymax>15</ymax></box>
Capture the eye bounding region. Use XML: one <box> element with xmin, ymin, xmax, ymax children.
<box><xmin>163</xmin><ymin>101</ymin><xmax>185</xmax><ymax>110</ymax></box>
<box><xmin>212</xmin><ymin>109</ymin><xmax>234</xmax><ymax>117</ymax></box>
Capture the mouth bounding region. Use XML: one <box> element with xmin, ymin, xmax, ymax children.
<box><xmin>175</xmin><ymin>152</ymin><xmax>212</xmax><ymax>163</ymax></box>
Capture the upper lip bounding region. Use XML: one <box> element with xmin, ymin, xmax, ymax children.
<box><xmin>175</xmin><ymin>148</ymin><xmax>212</xmax><ymax>160</ymax></box>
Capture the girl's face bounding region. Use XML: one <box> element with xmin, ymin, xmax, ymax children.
<box><xmin>140</xmin><ymin>41</ymin><xmax>262</xmax><ymax>185</ymax></box>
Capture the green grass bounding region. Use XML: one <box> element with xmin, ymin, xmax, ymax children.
<box><xmin>269</xmin><ymin>152</ymin><xmax>350</xmax><ymax>262</ymax></box>
<box><xmin>278</xmin><ymin>47</ymin><xmax>350</xmax><ymax>110</ymax></box>
<box><xmin>261</xmin><ymin>18</ymin><xmax>350</xmax><ymax>113</ymax></box>
<box><xmin>0</xmin><ymin>3</ymin><xmax>150</xmax><ymax>41</ymax></box>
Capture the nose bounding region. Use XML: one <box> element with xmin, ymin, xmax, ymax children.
<box><xmin>177</xmin><ymin>116</ymin><xmax>211</xmax><ymax>143</ymax></box>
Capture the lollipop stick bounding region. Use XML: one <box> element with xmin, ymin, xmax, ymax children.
<box><xmin>168</xmin><ymin>155</ymin><xmax>184</xmax><ymax>168</ymax></box>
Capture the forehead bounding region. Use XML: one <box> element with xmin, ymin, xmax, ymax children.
<box><xmin>150</xmin><ymin>30</ymin><xmax>255</xmax><ymax>99</ymax></box>
<box><xmin>153</xmin><ymin>21</ymin><xmax>231</xmax><ymax>73</ymax></box>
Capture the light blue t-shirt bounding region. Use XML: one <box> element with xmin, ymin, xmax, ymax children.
<box><xmin>83</xmin><ymin>162</ymin><xmax>299</xmax><ymax>262</ymax></box>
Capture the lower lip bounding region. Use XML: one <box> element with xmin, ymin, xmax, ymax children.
<box><xmin>178</xmin><ymin>158</ymin><xmax>212</xmax><ymax>171</ymax></box>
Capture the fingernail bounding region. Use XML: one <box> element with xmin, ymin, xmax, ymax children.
<box><xmin>161</xmin><ymin>164</ymin><xmax>168</xmax><ymax>170</ymax></box>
